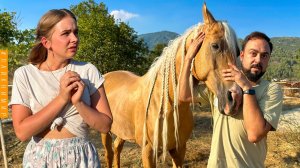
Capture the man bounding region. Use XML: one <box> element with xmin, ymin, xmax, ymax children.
<box><xmin>179</xmin><ymin>31</ymin><xmax>283</xmax><ymax>167</ymax></box>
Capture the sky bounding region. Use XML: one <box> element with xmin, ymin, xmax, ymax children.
<box><xmin>1</xmin><ymin>0</ymin><xmax>300</xmax><ymax>38</ymax></box>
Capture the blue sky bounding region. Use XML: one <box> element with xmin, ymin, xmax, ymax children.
<box><xmin>1</xmin><ymin>0</ymin><xmax>300</xmax><ymax>38</ymax></box>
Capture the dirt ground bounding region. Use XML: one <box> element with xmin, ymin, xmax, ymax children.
<box><xmin>1</xmin><ymin>98</ymin><xmax>299</xmax><ymax>168</ymax></box>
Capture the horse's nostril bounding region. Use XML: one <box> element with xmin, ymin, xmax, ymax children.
<box><xmin>227</xmin><ymin>91</ymin><xmax>233</xmax><ymax>101</ymax></box>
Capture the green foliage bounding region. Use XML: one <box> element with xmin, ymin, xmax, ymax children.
<box><xmin>147</xmin><ymin>43</ymin><xmax>167</xmax><ymax>65</ymax></box>
<box><xmin>7</xmin><ymin>29</ymin><xmax>35</xmax><ymax>76</ymax></box>
<box><xmin>0</xmin><ymin>9</ymin><xmax>17</xmax><ymax>46</ymax></box>
<box><xmin>3</xmin><ymin>2</ymin><xmax>300</xmax><ymax>81</ymax></box>
<box><xmin>0</xmin><ymin>10</ymin><xmax>34</xmax><ymax>78</ymax></box>
<box><xmin>70</xmin><ymin>0</ymin><xmax>149</xmax><ymax>75</ymax></box>
<box><xmin>264</xmin><ymin>37</ymin><xmax>300</xmax><ymax>81</ymax></box>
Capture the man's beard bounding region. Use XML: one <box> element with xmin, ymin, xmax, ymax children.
<box><xmin>242</xmin><ymin>64</ymin><xmax>265</xmax><ymax>82</ymax></box>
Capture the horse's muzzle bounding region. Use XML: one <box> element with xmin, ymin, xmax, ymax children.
<box><xmin>221</xmin><ymin>87</ymin><xmax>242</xmax><ymax>116</ymax></box>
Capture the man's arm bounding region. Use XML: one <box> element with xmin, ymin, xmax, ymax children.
<box><xmin>222</xmin><ymin>63</ymin><xmax>274</xmax><ymax>143</ymax></box>
<box><xmin>242</xmin><ymin>94</ymin><xmax>273</xmax><ymax>143</ymax></box>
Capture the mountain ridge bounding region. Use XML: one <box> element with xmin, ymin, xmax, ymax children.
<box><xmin>139</xmin><ymin>31</ymin><xmax>300</xmax><ymax>56</ymax></box>
<box><xmin>138</xmin><ymin>31</ymin><xmax>179</xmax><ymax>50</ymax></box>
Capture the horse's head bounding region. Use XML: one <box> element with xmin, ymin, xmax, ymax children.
<box><xmin>190</xmin><ymin>4</ymin><xmax>242</xmax><ymax>116</ymax></box>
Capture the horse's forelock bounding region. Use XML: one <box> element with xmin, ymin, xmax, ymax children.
<box><xmin>221</xmin><ymin>22</ymin><xmax>240</xmax><ymax>64</ymax></box>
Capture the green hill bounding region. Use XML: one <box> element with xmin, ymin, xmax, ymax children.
<box><xmin>140</xmin><ymin>30</ymin><xmax>300</xmax><ymax>55</ymax></box>
<box><xmin>138</xmin><ymin>31</ymin><xmax>179</xmax><ymax>50</ymax></box>
<box><xmin>272</xmin><ymin>37</ymin><xmax>300</xmax><ymax>52</ymax></box>
<box><xmin>271</xmin><ymin>37</ymin><xmax>300</xmax><ymax>58</ymax></box>
<box><xmin>139</xmin><ymin>31</ymin><xmax>300</xmax><ymax>80</ymax></box>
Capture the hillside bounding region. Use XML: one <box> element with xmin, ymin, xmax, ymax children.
<box><xmin>139</xmin><ymin>31</ymin><xmax>300</xmax><ymax>80</ymax></box>
<box><xmin>271</xmin><ymin>37</ymin><xmax>300</xmax><ymax>59</ymax></box>
<box><xmin>138</xmin><ymin>31</ymin><xmax>179</xmax><ymax>50</ymax></box>
<box><xmin>140</xmin><ymin>31</ymin><xmax>300</xmax><ymax>56</ymax></box>
<box><xmin>272</xmin><ymin>37</ymin><xmax>300</xmax><ymax>53</ymax></box>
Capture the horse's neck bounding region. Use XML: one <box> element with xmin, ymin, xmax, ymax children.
<box><xmin>142</xmin><ymin>28</ymin><xmax>194</xmax><ymax>103</ymax></box>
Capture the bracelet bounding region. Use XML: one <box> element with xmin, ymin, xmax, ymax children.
<box><xmin>243</xmin><ymin>89</ymin><xmax>255</xmax><ymax>95</ymax></box>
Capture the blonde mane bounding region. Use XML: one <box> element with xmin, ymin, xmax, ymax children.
<box><xmin>142</xmin><ymin>21</ymin><xmax>239</xmax><ymax>162</ymax></box>
<box><xmin>143</xmin><ymin>24</ymin><xmax>203</xmax><ymax>161</ymax></box>
<box><xmin>101</xmin><ymin>4</ymin><xmax>241</xmax><ymax>167</ymax></box>
<box><xmin>222</xmin><ymin>22</ymin><xmax>239</xmax><ymax>64</ymax></box>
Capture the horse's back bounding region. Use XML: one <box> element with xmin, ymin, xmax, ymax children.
<box><xmin>104</xmin><ymin>70</ymin><xmax>144</xmax><ymax>141</ymax></box>
<box><xmin>104</xmin><ymin>70</ymin><xmax>139</xmax><ymax>88</ymax></box>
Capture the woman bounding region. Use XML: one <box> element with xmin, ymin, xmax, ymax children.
<box><xmin>9</xmin><ymin>9</ymin><xmax>112</xmax><ymax>167</ymax></box>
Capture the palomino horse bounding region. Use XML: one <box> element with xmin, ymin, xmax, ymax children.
<box><xmin>102</xmin><ymin>4</ymin><xmax>240</xmax><ymax>167</ymax></box>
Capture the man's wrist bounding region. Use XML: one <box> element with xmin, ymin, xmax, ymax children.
<box><xmin>243</xmin><ymin>89</ymin><xmax>255</xmax><ymax>95</ymax></box>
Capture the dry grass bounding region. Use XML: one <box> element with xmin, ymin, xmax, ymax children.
<box><xmin>265</xmin><ymin>97</ymin><xmax>300</xmax><ymax>168</ymax></box>
<box><xmin>1</xmin><ymin>99</ymin><xmax>299</xmax><ymax>167</ymax></box>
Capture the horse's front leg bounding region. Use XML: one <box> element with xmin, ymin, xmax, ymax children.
<box><xmin>113</xmin><ymin>137</ymin><xmax>125</xmax><ymax>168</ymax></box>
<box><xmin>142</xmin><ymin>141</ymin><xmax>156</xmax><ymax>168</ymax></box>
<box><xmin>101</xmin><ymin>133</ymin><xmax>113</xmax><ymax>168</ymax></box>
<box><xmin>169</xmin><ymin>143</ymin><xmax>187</xmax><ymax>168</ymax></box>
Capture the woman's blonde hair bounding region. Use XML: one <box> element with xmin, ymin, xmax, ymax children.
<box><xmin>29</xmin><ymin>9</ymin><xmax>77</xmax><ymax>64</ymax></box>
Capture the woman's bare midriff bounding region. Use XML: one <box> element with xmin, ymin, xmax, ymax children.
<box><xmin>36</xmin><ymin>126</ymin><xmax>76</xmax><ymax>139</ymax></box>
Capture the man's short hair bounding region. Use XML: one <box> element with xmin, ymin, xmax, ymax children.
<box><xmin>241</xmin><ymin>31</ymin><xmax>273</xmax><ymax>53</ymax></box>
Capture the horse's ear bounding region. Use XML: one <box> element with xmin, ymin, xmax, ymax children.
<box><xmin>202</xmin><ymin>3</ymin><xmax>216</xmax><ymax>24</ymax></box>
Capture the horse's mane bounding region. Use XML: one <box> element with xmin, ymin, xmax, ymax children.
<box><xmin>222</xmin><ymin>22</ymin><xmax>240</xmax><ymax>63</ymax></box>
<box><xmin>147</xmin><ymin>21</ymin><xmax>239</xmax><ymax>79</ymax></box>
<box><xmin>146</xmin><ymin>25</ymin><xmax>199</xmax><ymax>79</ymax></box>
<box><xmin>143</xmin><ymin>24</ymin><xmax>201</xmax><ymax>161</ymax></box>
<box><xmin>142</xmin><ymin>21</ymin><xmax>239</xmax><ymax>162</ymax></box>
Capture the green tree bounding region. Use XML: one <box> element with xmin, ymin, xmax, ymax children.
<box><xmin>0</xmin><ymin>9</ymin><xmax>17</xmax><ymax>46</ymax></box>
<box><xmin>294</xmin><ymin>48</ymin><xmax>300</xmax><ymax>79</ymax></box>
<box><xmin>8</xmin><ymin>29</ymin><xmax>35</xmax><ymax>76</ymax></box>
<box><xmin>0</xmin><ymin>9</ymin><xmax>34</xmax><ymax>77</ymax></box>
<box><xmin>70</xmin><ymin>0</ymin><xmax>149</xmax><ymax>75</ymax></box>
<box><xmin>147</xmin><ymin>43</ymin><xmax>167</xmax><ymax>66</ymax></box>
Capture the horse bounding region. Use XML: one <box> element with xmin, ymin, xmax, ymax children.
<box><xmin>101</xmin><ymin>4</ymin><xmax>240</xmax><ymax>168</ymax></box>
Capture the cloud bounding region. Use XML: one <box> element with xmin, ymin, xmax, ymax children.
<box><xmin>110</xmin><ymin>10</ymin><xmax>139</xmax><ymax>22</ymax></box>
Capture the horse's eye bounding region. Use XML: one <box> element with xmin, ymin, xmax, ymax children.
<box><xmin>211</xmin><ymin>43</ymin><xmax>219</xmax><ymax>51</ymax></box>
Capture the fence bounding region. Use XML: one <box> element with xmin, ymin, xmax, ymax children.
<box><xmin>283</xmin><ymin>88</ymin><xmax>300</xmax><ymax>98</ymax></box>
<box><xmin>0</xmin><ymin>85</ymin><xmax>12</xmax><ymax>168</ymax></box>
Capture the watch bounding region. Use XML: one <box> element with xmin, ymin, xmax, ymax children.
<box><xmin>243</xmin><ymin>89</ymin><xmax>255</xmax><ymax>95</ymax></box>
